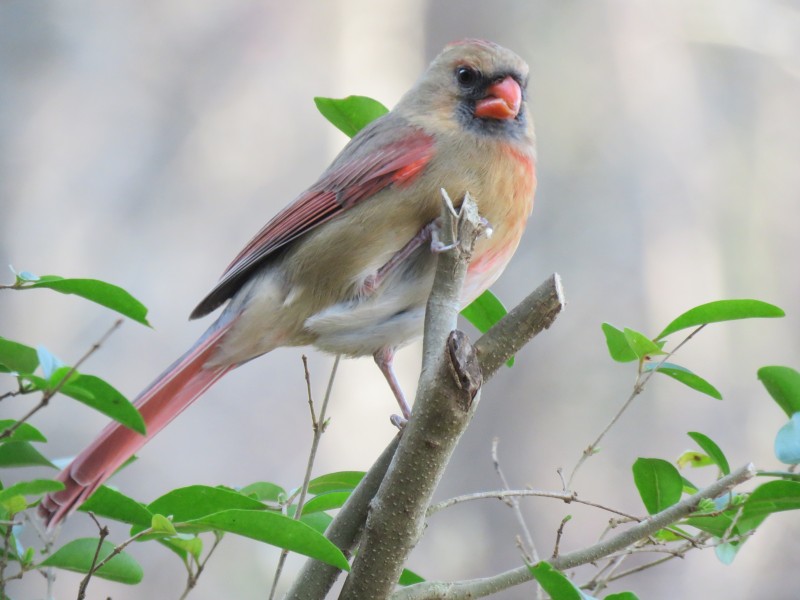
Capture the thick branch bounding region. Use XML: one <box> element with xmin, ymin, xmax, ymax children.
<box><xmin>474</xmin><ymin>273</ymin><xmax>564</xmax><ymax>381</ymax></box>
<box><xmin>283</xmin><ymin>435</ymin><xmax>401</xmax><ymax>599</ymax></box>
<box><xmin>391</xmin><ymin>463</ymin><xmax>756</xmax><ymax>599</ymax></box>
<box><xmin>339</xmin><ymin>191</ymin><xmax>486</xmax><ymax>599</ymax></box>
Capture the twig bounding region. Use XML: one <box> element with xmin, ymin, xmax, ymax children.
<box><xmin>76</xmin><ymin>513</ymin><xmax>110</xmax><ymax>600</ymax></box>
<box><xmin>491</xmin><ymin>439</ymin><xmax>538</xmax><ymax>565</ymax></box>
<box><xmin>268</xmin><ymin>355</ymin><xmax>339</xmax><ymax>600</ymax></box>
<box><xmin>566</xmin><ymin>324</ymin><xmax>707</xmax><ymax>487</ymax></box>
<box><xmin>77</xmin><ymin>518</ymin><xmax>154</xmax><ymax>600</ymax></box>
<box><xmin>551</xmin><ymin>515</ymin><xmax>571</xmax><ymax>559</ymax></box>
<box><xmin>588</xmin><ymin>553</ymin><xmax>627</xmax><ymax>596</ymax></box>
<box><xmin>0</xmin><ymin>506</ymin><xmax>18</xmax><ymax>586</ymax></box>
<box><xmin>179</xmin><ymin>532</ymin><xmax>223</xmax><ymax>600</ymax></box>
<box><xmin>391</xmin><ymin>463</ymin><xmax>755</xmax><ymax>599</ymax></box>
<box><xmin>0</xmin><ymin>319</ymin><xmax>124</xmax><ymax>441</ymax></box>
<box><xmin>428</xmin><ymin>489</ymin><xmax>641</xmax><ymax>522</ymax></box>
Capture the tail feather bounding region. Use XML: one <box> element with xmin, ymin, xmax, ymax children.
<box><xmin>40</xmin><ymin>323</ymin><xmax>234</xmax><ymax>528</ymax></box>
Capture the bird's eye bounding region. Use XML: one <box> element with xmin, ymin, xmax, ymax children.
<box><xmin>455</xmin><ymin>66</ymin><xmax>480</xmax><ymax>87</ymax></box>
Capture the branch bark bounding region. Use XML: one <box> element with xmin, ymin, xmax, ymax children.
<box><xmin>338</xmin><ymin>190</ymin><xmax>487</xmax><ymax>599</ymax></box>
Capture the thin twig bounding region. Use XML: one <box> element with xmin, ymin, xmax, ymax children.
<box><xmin>302</xmin><ymin>355</ymin><xmax>317</xmax><ymax>425</ymax></box>
<box><xmin>0</xmin><ymin>319</ymin><xmax>124</xmax><ymax>441</ymax></box>
<box><xmin>428</xmin><ymin>489</ymin><xmax>641</xmax><ymax>522</ymax></box>
<box><xmin>588</xmin><ymin>553</ymin><xmax>627</xmax><ymax>596</ymax></box>
<box><xmin>566</xmin><ymin>324</ymin><xmax>707</xmax><ymax>487</ymax></box>
<box><xmin>551</xmin><ymin>516</ymin><xmax>571</xmax><ymax>559</ymax></box>
<box><xmin>0</xmin><ymin>506</ymin><xmax>18</xmax><ymax>586</ymax></box>
<box><xmin>491</xmin><ymin>439</ymin><xmax>538</xmax><ymax>565</ymax></box>
<box><xmin>76</xmin><ymin>513</ymin><xmax>110</xmax><ymax>600</ymax></box>
<box><xmin>268</xmin><ymin>355</ymin><xmax>339</xmax><ymax>600</ymax></box>
<box><xmin>179</xmin><ymin>532</ymin><xmax>223</xmax><ymax>600</ymax></box>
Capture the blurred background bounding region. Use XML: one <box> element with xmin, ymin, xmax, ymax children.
<box><xmin>2</xmin><ymin>0</ymin><xmax>799</xmax><ymax>598</ymax></box>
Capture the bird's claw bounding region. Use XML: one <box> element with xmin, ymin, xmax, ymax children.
<box><xmin>390</xmin><ymin>414</ymin><xmax>408</xmax><ymax>429</ymax></box>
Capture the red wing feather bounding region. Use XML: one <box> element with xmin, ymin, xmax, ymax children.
<box><xmin>190</xmin><ymin>123</ymin><xmax>435</xmax><ymax>319</ymax></box>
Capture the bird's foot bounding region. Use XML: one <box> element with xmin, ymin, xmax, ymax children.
<box><xmin>390</xmin><ymin>414</ymin><xmax>408</xmax><ymax>429</ymax></box>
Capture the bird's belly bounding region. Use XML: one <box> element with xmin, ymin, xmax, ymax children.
<box><xmin>306</xmin><ymin>299</ymin><xmax>427</xmax><ymax>357</ymax></box>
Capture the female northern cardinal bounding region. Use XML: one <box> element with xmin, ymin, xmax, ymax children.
<box><xmin>41</xmin><ymin>39</ymin><xmax>537</xmax><ymax>527</ymax></box>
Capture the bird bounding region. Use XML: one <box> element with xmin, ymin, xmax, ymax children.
<box><xmin>40</xmin><ymin>39</ymin><xmax>537</xmax><ymax>528</ymax></box>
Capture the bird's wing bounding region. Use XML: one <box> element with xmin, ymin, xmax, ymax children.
<box><xmin>190</xmin><ymin>118</ymin><xmax>435</xmax><ymax>319</ymax></box>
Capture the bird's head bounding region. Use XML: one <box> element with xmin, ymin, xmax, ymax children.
<box><xmin>398</xmin><ymin>39</ymin><xmax>531</xmax><ymax>139</ymax></box>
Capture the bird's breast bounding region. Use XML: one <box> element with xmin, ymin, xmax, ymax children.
<box><xmin>461</xmin><ymin>141</ymin><xmax>536</xmax><ymax>304</ymax></box>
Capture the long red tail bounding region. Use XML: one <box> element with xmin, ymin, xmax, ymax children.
<box><xmin>40</xmin><ymin>323</ymin><xmax>234</xmax><ymax>528</ymax></box>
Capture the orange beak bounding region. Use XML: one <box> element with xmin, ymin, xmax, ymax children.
<box><xmin>474</xmin><ymin>76</ymin><xmax>522</xmax><ymax>120</ymax></box>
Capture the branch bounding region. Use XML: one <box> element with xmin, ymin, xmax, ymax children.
<box><xmin>338</xmin><ymin>191</ymin><xmax>488</xmax><ymax>599</ymax></box>
<box><xmin>288</xmin><ymin>195</ymin><xmax>564</xmax><ymax>598</ymax></box>
<box><xmin>391</xmin><ymin>463</ymin><xmax>756</xmax><ymax>600</ymax></box>
<box><xmin>428</xmin><ymin>489</ymin><xmax>640</xmax><ymax>522</ymax></box>
<box><xmin>474</xmin><ymin>273</ymin><xmax>564</xmax><ymax>380</ymax></box>
<box><xmin>282</xmin><ymin>435</ymin><xmax>401</xmax><ymax>599</ymax></box>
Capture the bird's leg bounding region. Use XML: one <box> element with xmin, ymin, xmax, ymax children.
<box><xmin>361</xmin><ymin>219</ymin><xmax>443</xmax><ymax>295</ymax></box>
<box><xmin>373</xmin><ymin>347</ymin><xmax>412</xmax><ymax>425</ymax></box>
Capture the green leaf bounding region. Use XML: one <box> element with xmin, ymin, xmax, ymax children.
<box><xmin>160</xmin><ymin>535</ymin><xmax>203</xmax><ymax>562</ymax></box>
<box><xmin>687</xmin><ymin>431</ymin><xmax>730</xmax><ymax>475</ymax></box>
<box><xmin>314</xmin><ymin>96</ymin><xmax>389</xmax><ymax>138</ymax></box>
<box><xmin>299</xmin><ymin>510</ymin><xmax>333</xmax><ymax>535</ymax></box>
<box><xmin>151</xmin><ymin>513</ymin><xmax>177</xmax><ymax>535</ymax></box>
<box><xmin>0</xmin><ymin>420</ymin><xmax>47</xmax><ymax>443</ymax></box>
<box><xmin>644</xmin><ymin>362</ymin><xmax>722</xmax><ymax>400</ymax></box>
<box><xmin>758</xmin><ymin>366</ymin><xmax>800</xmax><ymax>418</ymax></box>
<box><xmin>605</xmin><ymin>593</ymin><xmax>640</xmax><ymax>600</ymax></box>
<box><xmin>59</xmin><ymin>373</ymin><xmax>146</xmax><ymax>435</ymax></box>
<box><xmin>184</xmin><ymin>509</ymin><xmax>349</xmax><ymax>570</ymax></box>
<box><xmin>681</xmin><ymin>476</ymin><xmax>699</xmax><ymax>494</ymax></box>
<box><xmin>684</xmin><ymin>506</ymin><xmax>740</xmax><ymax>538</ymax></box>
<box><xmin>0</xmin><ymin>441</ymin><xmax>56</xmax><ymax>468</ymax></box>
<box><xmin>239</xmin><ymin>481</ymin><xmax>286</xmax><ymax>503</ymax></box>
<box><xmin>632</xmin><ymin>458</ymin><xmax>683</xmax><ymax>514</ymax></box>
<box><xmin>623</xmin><ymin>328</ymin><xmax>664</xmax><ymax>360</ymax></box>
<box><xmin>739</xmin><ymin>480</ymin><xmax>800</xmax><ymax>531</ymax></box>
<box><xmin>461</xmin><ymin>290</ymin><xmax>508</xmax><ymax>332</ymax></box>
<box><xmin>147</xmin><ymin>485</ymin><xmax>266</xmax><ymax>523</ymax></box>
<box><xmin>39</xmin><ymin>538</ymin><xmax>143</xmax><ymax>584</ymax></box>
<box><xmin>80</xmin><ymin>485</ymin><xmax>153</xmax><ymax>527</ymax></box>
<box><xmin>21</xmin><ymin>275</ymin><xmax>150</xmax><ymax>326</ymax></box>
<box><xmin>461</xmin><ymin>290</ymin><xmax>513</xmax><ymax>366</ymax></box>
<box><xmin>601</xmin><ymin>323</ymin><xmax>637</xmax><ymax>363</ymax></box>
<box><xmin>399</xmin><ymin>567</ymin><xmax>425</xmax><ymax>585</ymax></box>
<box><xmin>528</xmin><ymin>562</ymin><xmax>583</xmax><ymax>600</ymax></box>
<box><xmin>306</xmin><ymin>471</ymin><xmax>365</xmax><ymax>495</ymax></box>
<box><xmin>657</xmin><ymin>299</ymin><xmax>784</xmax><ymax>340</ymax></box>
<box><xmin>2</xmin><ymin>495</ymin><xmax>27</xmax><ymax>513</ymax></box>
<box><xmin>0</xmin><ymin>479</ymin><xmax>64</xmax><ymax>505</ymax></box>
<box><xmin>301</xmin><ymin>491</ymin><xmax>350</xmax><ymax>514</ymax></box>
<box><xmin>0</xmin><ymin>337</ymin><xmax>39</xmax><ymax>374</ymax></box>
<box><xmin>775</xmin><ymin>413</ymin><xmax>800</xmax><ymax>464</ymax></box>
<box><xmin>676</xmin><ymin>451</ymin><xmax>713</xmax><ymax>469</ymax></box>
